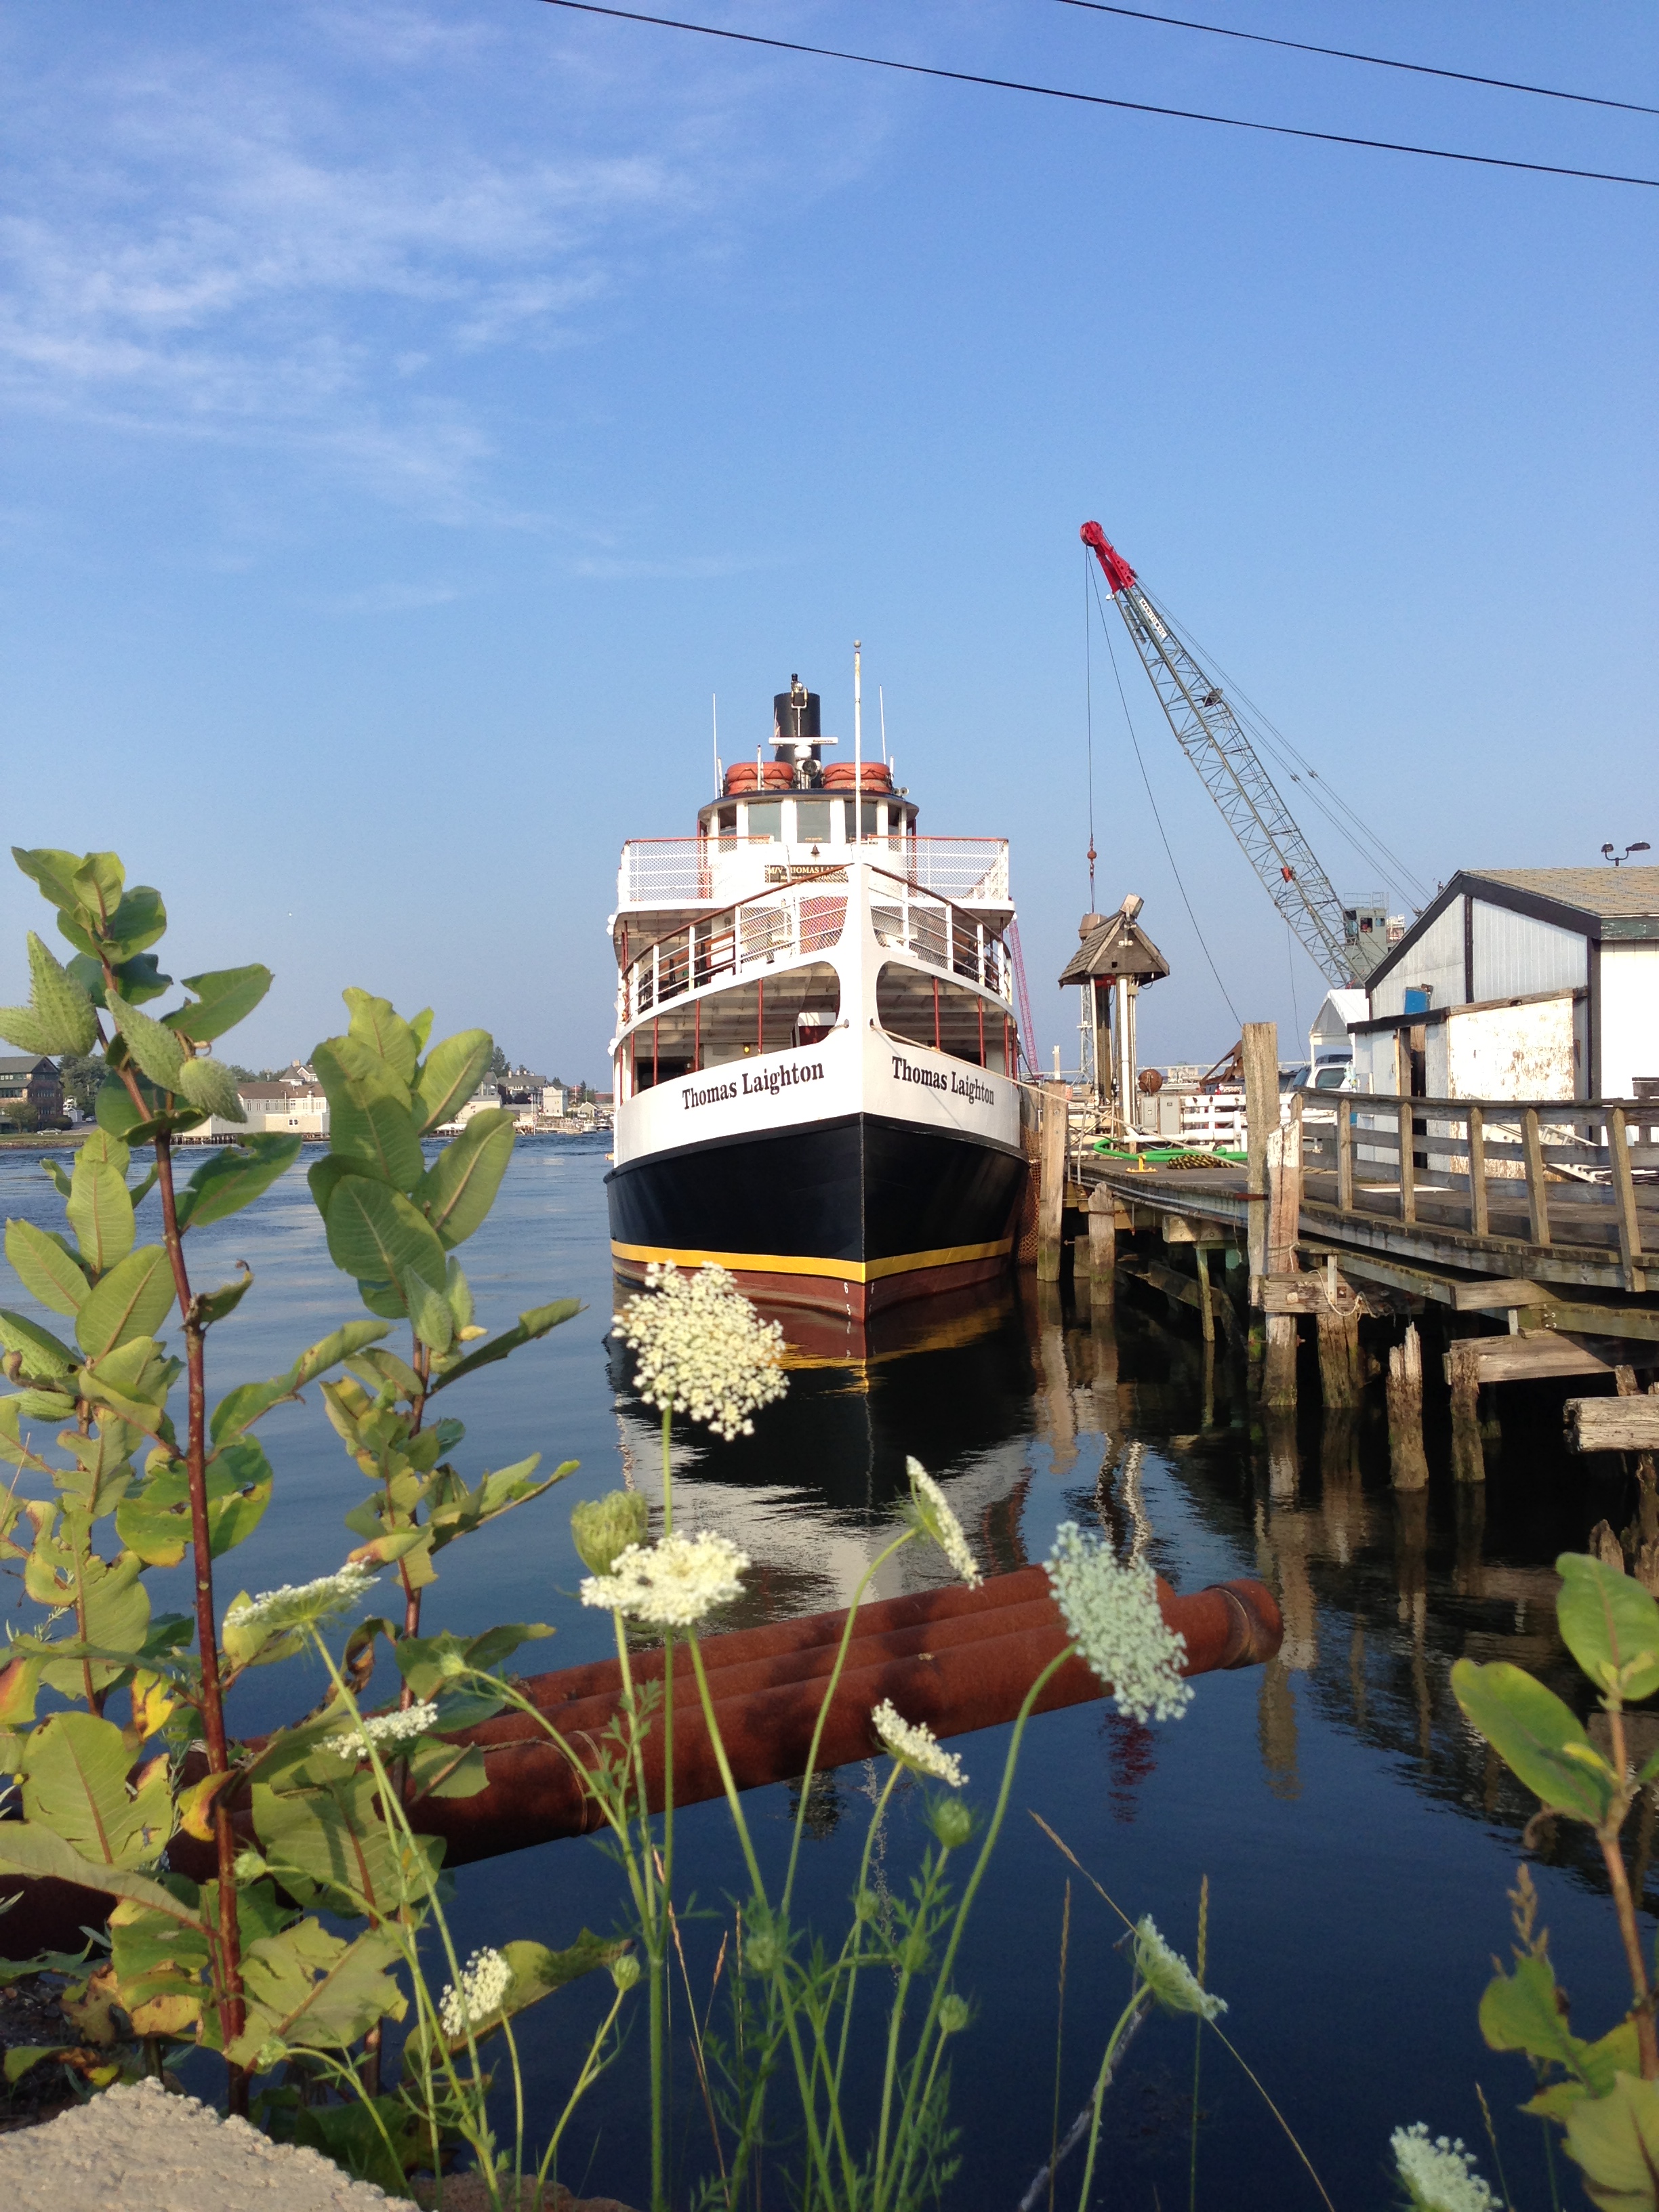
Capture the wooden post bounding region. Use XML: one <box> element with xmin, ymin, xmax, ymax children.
<box><xmin>1448</xmin><ymin>1338</ymin><xmax>1485</xmax><ymax>1484</ymax></box>
<box><xmin>1336</xmin><ymin>1097</ymin><xmax>1354</xmax><ymax>1212</ymax></box>
<box><xmin>1612</xmin><ymin>1106</ymin><xmax>1646</xmax><ymax>1292</ymax></box>
<box><xmin>1038</xmin><ymin>1082</ymin><xmax>1067</xmax><ymax>1283</ymax></box>
<box><xmin>1316</xmin><ymin>1291</ymin><xmax>1363</xmax><ymax>1412</ymax></box>
<box><xmin>1467</xmin><ymin>1103</ymin><xmax>1488</xmax><ymax>1237</ymax></box>
<box><xmin>1521</xmin><ymin>1107</ymin><xmax>1551</xmax><ymax>1248</ymax></box>
<box><xmin>1195</xmin><ymin>1243</ymin><xmax>1214</xmax><ymax>1345</ymax></box>
<box><xmin>1261</xmin><ymin>1090</ymin><xmax>1302</xmax><ymax>1409</ymax></box>
<box><xmin>1397</xmin><ymin>1093</ymin><xmax>1416</xmax><ymax>1227</ymax></box>
<box><xmin>1087</xmin><ymin>1186</ymin><xmax>1116</xmax><ymax>1307</ymax></box>
<box><xmin>1387</xmin><ymin>1323</ymin><xmax>1430</xmax><ymax>1490</ymax></box>
<box><xmin>1263</xmin><ymin>1315</ymin><xmax>1298</xmax><ymax>1406</ymax></box>
<box><xmin>1242</xmin><ymin>1022</ymin><xmax>1277</xmax><ymax>1303</ymax></box>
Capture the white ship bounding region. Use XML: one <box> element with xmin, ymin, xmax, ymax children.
<box><xmin>606</xmin><ymin>668</ymin><xmax>1029</xmax><ymax>1324</ymax></box>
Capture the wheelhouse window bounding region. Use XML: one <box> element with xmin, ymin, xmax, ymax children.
<box><xmin>627</xmin><ymin>962</ymin><xmax>840</xmax><ymax>1092</ymax></box>
<box><xmin>744</xmin><ymin>800</ymin><xmax>783</xmax><ymax>841</ymax></box>
<box><xmin>878</xmin><ymin>962</ymin><xmax>1011</xmax><ymax>1072</ymax></box>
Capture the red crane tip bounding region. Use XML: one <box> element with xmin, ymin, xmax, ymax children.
<box><xmin>1080</xmin><ymin>521</ymin><xmax>1136</xmax><ymax>596</ymax></box>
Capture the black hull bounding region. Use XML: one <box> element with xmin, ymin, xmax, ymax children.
<box><xmin>606</xmin><ymin>1113</ymin><xmax>1025</xmax><ymax>1319</ymax></box>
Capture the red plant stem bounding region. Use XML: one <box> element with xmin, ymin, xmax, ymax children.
<box><xmin>150</xmin><ymin>1123</ymin><xmax>249</xmax><ymax>2112</ymax></box>
<box><xmin>1604</xmin><ymin>1707</ymin><xmax>1659</xmax><ymax>2080</ymax></box>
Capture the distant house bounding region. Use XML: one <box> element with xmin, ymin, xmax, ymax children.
<box><xmin>0</xmin><ymin>1054</ymin><xmax>64</xmax><ymax>1126</ymax></box>
<box><xmin>435</xmin><ymin>1081</ymin><xmax>504</xmax><ymax>1137</ymax></box>
<box><xmin>1349</xmin><ymin>867</ymin><xmax>1659</xmax><ymax>1101</ymax></box>
<box><xmin>199</xmin><ymin>1080</ymin><xmax>329</xmax><ymax>1141</ymax></box>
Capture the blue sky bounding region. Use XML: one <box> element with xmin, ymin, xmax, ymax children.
<box><xmin>2</xmin><ymin>1</ymin><xmax>1654</xmax><ymax>1081</ymax></box>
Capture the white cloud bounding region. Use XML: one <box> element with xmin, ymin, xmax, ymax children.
<box><xmin>0</xmin><ymin>2</ymin><xmax>893</xmax><ymax>520</ymax></box>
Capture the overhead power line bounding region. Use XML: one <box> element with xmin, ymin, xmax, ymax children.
<box><xmin>537</xmin><ymin>1</ymin><xmax>1659</xmax><ymax>190</ymax></box>
<box><xmin>1048</xmin><ymin>0</ymin><xmax>1659</xmax><ymax>121</ymax></box>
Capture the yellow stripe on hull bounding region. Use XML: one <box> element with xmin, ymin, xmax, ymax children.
<box><xmin>610</xmin><ymin>1237</ymin><xmax>1013</xmax><ymax>1285</ymax></box>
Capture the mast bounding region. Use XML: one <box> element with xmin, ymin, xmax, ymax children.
<box><xmin>853</xmin><ymin>638</ymin><xmax>863</xmax><ymax>829</ymax></box>
<box><xmin>1081</xmin><ymin>522</ymin><xmax>1383</xmax><ymax>987</ymax></box>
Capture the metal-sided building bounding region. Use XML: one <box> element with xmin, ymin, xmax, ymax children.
<box><xmin>1349</xmin><ymin>867</ymin><xmax>1659</xmax><ymax>1101</ymax></box>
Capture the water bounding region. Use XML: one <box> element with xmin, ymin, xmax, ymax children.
<box><xmin>0</xmin><ymin>1136</ymin><xmax>1644</xmax><ymax>2208</ymax></box>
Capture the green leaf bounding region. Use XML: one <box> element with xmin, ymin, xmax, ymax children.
<box><xmin>291</xmin><ymin>2097</ymin><xmax>424</xmax><ymax>2196</ymax></box>
<box><xmin>323</xmin><ymin>1179</ymin><xmax>448</xmax><ymax>1315</ymax></box>
<box><xmin>1557</xmin><ymin>1551</ymin><xmax>1659</xmax><ymax>1704</ymax></box>
<box><xmin>4</xmin><ymin>2045</ymin><xmax>73</xmax><ymax>2085</ymax></box>
<box><xmin>175</xmin><ymin>1135</ymin><xmax>302</xmax><ymax>1231</ymax></box>
<box><xmin>229</xmin><ymin>1920</ymin><xmax>406</xmax><ymax>2070</ymax></box>
<box><xmin>404</xmin><ymin>1268</ymin><xmax>453</xmax><ymax>1355</ymax></box>
<box><xmin>73</xmin><ymin>1334</ymin><xmax>178</xmax><ymax>1447</ymax></box>
<box><xmin>57</xmin><ymin>883</ymin><xmax>166</xmax><ymax>964</ymax></box>
<box><xmin>394</xmin><ymin>1621</ymin><xmax>554</xmax><ymax>1699</ymax></box>
<box><xmin>428</xmin><ymin>1297</ymin><xmax>582</xmax><ymax>1394</ymax></box>
<box><xmin>1451</xmin><ymin>1658</ymin><xmax>1618</xmax><ymax>1823</ymax></box>
<box><xmin>0</xmin><ymin>1822</ymin><xmax>200</xmax><ymax>1929</ymax></box>
<box><xmin>427</xmin><ymin>1456</ymin><xmax>574</xmax><ymax>1555</ymax></box>
<box><xmin>342</xmin><ymin>988</ymin><xmax>422</xmax><ymax>1087</ymax></box>
<box><xmin>107</xmin><ymin>993</ymin><xmax>184</xmax><ymax>1089</ymax></box>
<box><xmin>75</xmin><ymin>1246</ymin><xmax>176</xmax><ymax>1358</ymax></box>
<box><xmin>174</xmin><ymin>1057</ymin><xmax>246</xmax><ymax>1122</ymax></box>
<box><xmin>5</xmin><ymin>1220</ymin><xmax>91</xmax><ymax>1315</ymax></box>
<box><xmin>20</xmin><ymin>1714</ymin><xmax>172</xmax><ymax>1869</ymax></box>
<box><xmin>412</xmin><ymin>1029</ymin><xmax>492</xmax><ymax>1135</ymax></box>
<box><xmin>108</xmin><ymin>954</ymin><xmax>172</xmax><ymax>1007</ymax></box>
<box><xmin>249</xmin><ymin>1773</ymin><xmax>441</xmax><ymax>1923</ymax></box>
<box><xmin>0</xmin><ymin>1006</ymin><xmax>58</xmax><ymax>1056</ymax></box>
<box><xmin>413</xmin><ymin>1111</ymin><xmax>514</xmax><ymax>1250</ymax></box>
<box><xmin>197</xmin><ymin>1269</ymin><xmax>253</xmax><ymax>1327</ymax></box>
<box><xmin>95</xmin><ymin>1079</ymin><xmax>159</xmax><ymax>1141</ymax></box>
<box><xmin>319</xmin><ymin>1078</ymin><xmax>425</xmax><ymax>1195</ymax></box>
<box><xmin>1565</xmin><ymin>2072</ymin><xmax>1659</xmax><ymax>2211</ymax></box>
<box><xmin>67</xmin><ymin>1148</ymin><xmax>136</xmax><ymax>1275</ymax></box>
<box><xmin>116</xmin><ymin>1440</ymin><xmax>273</xmax><ymax>1566</ymax></box>
<box><xmin>35</xmin><ymin>1551</ymin><xmax>151</xmax><ymax>1698</ymax></box>
<box><xmin>404</xmin><ymin>1739</ymin><xmax>489</xmax><ymax>1801</ymax></box>
<box><xmin>1479</xmin><ymin>1953</ymin><xmax>1580</xmax><ymax>2071</ymax></box>
<box><xmin>12</xmin><ymin>846</ymin><xmax>88</xmax><ymax>916</ymax></box>
<box><xmin>209</xmin><ymin>1319</ymin><xmax>388</xmax><ymax>1444</ymax></box>
<box><xmin>109</xmin><ymin>1887</ymin><xmax>211</xmax><ymax>2036</ymax></box>
<box><xmin>161</xmin><ymin>964</ymin><xmax>272</xmax><ymax>1043</ymax></box>
<box><xmin>0</xmin><ymin>1307</ymin><xmax>80</xmax><ymax>1378</ymax></box>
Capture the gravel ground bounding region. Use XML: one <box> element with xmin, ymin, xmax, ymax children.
<box><xmin>0</xmin><ymin>2079</ymin><xmax>417</xmax><ymax>2210</ymax></box>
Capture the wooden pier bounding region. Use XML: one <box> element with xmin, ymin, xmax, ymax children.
<box><xmin>1033</xmin><ymin>1023</ymin><xmax>1659</xmax><ymax>1480</ymax></box>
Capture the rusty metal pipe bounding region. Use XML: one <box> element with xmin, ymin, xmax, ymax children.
<box><xmin>419</xmin><ymin>1570</ymin><xmax>1281</xmax><ymax>1866</ymax></box>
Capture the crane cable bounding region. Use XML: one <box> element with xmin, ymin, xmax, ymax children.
<box><xmin>1091</xmin><ymin>560</ymin><xmax>1243</xmax><ymax>1029</ymax></box>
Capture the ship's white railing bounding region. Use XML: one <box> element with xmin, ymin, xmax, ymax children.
<box><xmin>621</xmin><ymin>880</ymin><xmax>851</xmax><ymax>1024</ymax></box>
<box><xmin>617</xmin><ymin>835</ymin><xmax>1010</xmax><ymax>908</ymax></box>
<box><xmin>867</xmin><ymin>869</ymin><xmax>1011</xmax><ymax>1002</ymax></box>
<box><xmin>619</xmin><ymin>869</ymin><xmax>1012</xmax><ymax>1027</ymax></box>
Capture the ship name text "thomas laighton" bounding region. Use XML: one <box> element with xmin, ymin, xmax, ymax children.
<box><xmin>890</xmin><ymin>1054</ymin><xmax>996</xmax><ymax>1108</ymax></box>
<box><xmin>682</xmin><ymin>1062</ymin><xmax>825</xmax><ymax>1110</ymax></box>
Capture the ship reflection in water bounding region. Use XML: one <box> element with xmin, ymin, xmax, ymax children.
<box><xmin>611</xmin><ymin>1256</ymin><xmax>1642</xmax><ymax>1885</ymax></box>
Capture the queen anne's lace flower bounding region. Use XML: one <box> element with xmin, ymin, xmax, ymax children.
<box><xmin>438</xmin><ymin>1947</ymin><xmax>514</xmax><ymax>2041</ymax></box>
<box><xmin>1391</xmin><ymin>2125</ymin><xmax>1498</xmax><ymax>2211</ymax></box>
<box><xmin>872</xmin><ymin>1698</ymin><xmax>967</xmax><ymax>1788</ymax></box>
<box><xmin>325</xmin><ymin>1700</ymin><xmax>441</xmax><ymax>1761</ymax></box>
<box><xmin>581</xmin><ymin>1531</ymin><xmax>750</xmax><ymax>1627</ymax></box>
<box><xmin>1045</xmin><ymin>1523</ymin><xmax>1191</xmax><ymax>1725</ymax></box>
<box><xmin>905</xmin><ymin>1458</ymin><xmax>982</xmax><ymax>1589</ymax></box>
<box><xmin>223</xmin><ymin>1563</ymin><xmax>379</xmax><ymax>1635</ymax></box>
<box><xmin>1134</xmin><ymin>1917</ymin><xmax>1225</xmax><ymax>2020</ymax></box>
<box><xmin>613</xmin><ymin>1263</ymin><xmax>787</xmax><ymax>1439</ymax></box>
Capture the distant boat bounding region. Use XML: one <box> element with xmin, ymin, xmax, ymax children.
<box><xmin>605</xmin><ymin>670</ymin><xmax>1029</xmax><ymax>1321</ymax></box>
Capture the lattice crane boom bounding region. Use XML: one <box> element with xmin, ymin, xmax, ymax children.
<box><xmin>1081</xmin><ymin>521</ymin><xmax>1383</xmax><ymax>987</ymax></box>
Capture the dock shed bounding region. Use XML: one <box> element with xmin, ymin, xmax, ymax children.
<box><xmin>1350</xmin><ymin>867</ymin><xmax>1659</xmax><ymax>1100</ymax></box>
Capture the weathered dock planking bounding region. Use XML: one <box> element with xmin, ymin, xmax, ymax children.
<box><xmin>1036</xmin><ymin>1021</ymin><xmax>1659</xmax><ymax>1481</ymax></box>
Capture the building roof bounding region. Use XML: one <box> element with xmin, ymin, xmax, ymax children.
<box><xmin>1057</xmin><ymin>904</ymin><xmax>1170</xmax><ymax>988</ymax></box>
<box><xmin>1365</xmin><ymin>865</ymin><xmax>1659</xmax><ymax>996</ymax></box>
<box><xmin>1471</xmin><ymin>867</ymin><xmax>1659</xmax><ymax>920</ymax></box>
<box><xmin>0</xmin><ymin>1054</ymin><xmax>58</xmax><ymax>1077</ymax></box>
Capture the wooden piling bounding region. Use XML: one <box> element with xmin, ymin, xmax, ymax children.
<box><xmin>1195</xmin><ymin>1243</ymin><xmax>1214</xmax><ymax>1345</ymax></box>
<box><xmin>1241</xmin><ymin>1022</ymin><xmax>1277</xmax><ymax>1303</ymax></box>
<box><xmin>1315</xmin><ymin>1306</ymin><xmax>1363</xmax><ymax>1411</ymax></box>
<box><xmin>1037</xmin><ymin>1081</ymin><xmax>1068</xmax><ymax>1284</ymax></box>
<box><xmin>1447</xmin><ymin>1338</ymin><xmax>1485</xmax><ymax>1485</ymax></box>
<box><xmin>1087</xmin><ymin>1185</ymin><xmax>1116</xmax><ymax>1308</ymax></box>
<box><xmin>1387</xmin><ymin>1323</ymin><xmax>1430</xmax><ymax>1490</ymax></box>
<box><xmin>1260</xmin><ymin>1078</ymin><xmax>1301</xmax><ymax>1408</ymax></box>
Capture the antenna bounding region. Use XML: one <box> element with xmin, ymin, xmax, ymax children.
<box><xmin>853</xmin><ymin>640</ymin><xmax>863</xmax><ymax>837</ymax></box>
<box><xmin>878</xmin><ymin>683</ymin><xmax>888</xmax><ymax>764</ymax></box>
<box><xmin>712</xmin><ymin>692</ymin><xmax>720</xmax><ymax>793</ymax></box>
